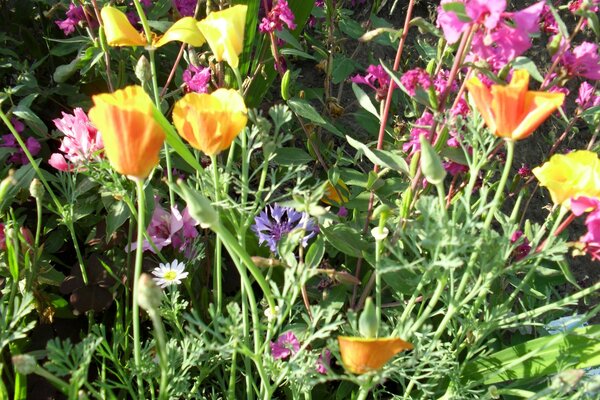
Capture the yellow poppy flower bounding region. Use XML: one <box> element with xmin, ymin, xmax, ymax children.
<box><xmin>100</xmin><ymin>6</ymin><xmax>205</xmax><ymax>48</ymax></box>
<box><xmin>197</xmin><ymin>5</ymin><xmax>247</xmax><ymax>68</ymax></box>
<box><xmin>88</xmin><ymin>86</ymin><xmax>165</xmax><ymax>179</ymax></box>
<box><xmin>172</xmin><ymin>88</ymin><xmax>248</xmax><ymax>156</ymax></box>
<box><xmin>532</xmin><ymin>150</ymin><xmax>600</xmax><ymax>206</ymax></box>
<box><xmin>465</xmin><ymin>70</ymin><xmax>565</xmax><ymax>141</ymax></box>
<box><xmin>338</xmin><ymin>336</ymin><xmax>413</xmax><ymax>375</ymax></box>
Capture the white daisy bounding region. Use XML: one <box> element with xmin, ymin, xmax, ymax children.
<box><xmin>151</xmin><ymin>260</ymin><xmax>189</xmax><ymax>288</ymax></box>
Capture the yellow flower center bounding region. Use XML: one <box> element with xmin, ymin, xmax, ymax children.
<box><xmin>163</xmin><ymin>270</ymin><xmax>178</xmax><ymax>281</ymax></box>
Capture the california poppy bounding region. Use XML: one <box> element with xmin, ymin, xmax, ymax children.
<box><xmin>172</xmin><ymin>88</ymin><xmax>247</xmax><ymax>156</ymax></box>
<box><xmin>100</xmin><ymin>6</ymin><xmax>204</xmax><ymax>48</ymax></box>
<box><xmin>197</xmin><ymin>5</ymin><xmax>247</xmax><ymax>68</ymax></box>
<box><xmin>465</xmin><ymin>70</ymin><xmax>565</xmax><ymax>141</ymax></box>
<box><xmin>338</xmin><ymin>336</ymin><xmax>413</xmax><ymax>374</ymax></box>
<box><xmin>88</xmin><ymin>86</ymin><xmax>165</xmax><ymax>179</ymax></box>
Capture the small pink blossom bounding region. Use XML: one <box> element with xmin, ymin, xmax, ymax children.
<box><xmin>400</xmin><ymin>68</ymin><xmax>432</xmax><ymax>96</ymax></box>
<box><xmin>576</xmin><ymin>82</ymin><xmax>600</xmax><ymax>110</ymax></box>
<box><xmin>351</xmin><ymin>64</ymin><xmax>390</xmax><ymax>101</ymax></box>
<box><xmin>1</xmin><ymin>133</ymin><xmax>41</xmax><ymax>166</ymax></box>
<box><xmin>49</xmin><ymin>108</ymin><xmax>103</xmax><ymax>172</ymax></box>
<box><xmin>437</xmin><ymin>0</ymin><xmax>506</xmax><ymax>44</ymax></box>
<box><xmin>270</xmin><ymin>331</ymin><xmax>300</xmax><ymax>360</ymax></box>
<box><xmin>55</xmin><ymin>4</ymin><xmax>86</xmax><ymax>36</ymax></box>
<box><xmin>510</xmin><ymin>230</ymin><xmax>531</xmax><ymax>261</ymax></box>
<box><xmin>518</xmin><ymin>164</ymin><xmax>532</xmax><ymax>178</ymax></box>
<box><xmin>571</xmin><ymin>196</ymin><xmax>600</xmax><ymax>261</ymax></box>
<box><xmin>540</xmin><ymin>4</ymin><xmax>559</xmax><ymax>34</ymax></box>
<box><xmin>259</xmin><ymin>0</ymin><xmax>296</xmax><ymax>34</ymax></box>
<box><xmin>443</xmin><ymin>161</ymin><xmax>468</xmax><ymax>176</ymax></box>
<box><xmin>403</xmin><ymin>111</ymin><xmax>434</xmax><ymax>156</ymax></box>
<box><xmin>555</xmin><ymin>42</ymin><xmax>600</xmax><ymax>80</ymax></box>
<box><xmin>0</xmin><ymin>223</ymin><xmax>5</xmax><ymax>251</ymax></box>
<box><xmin>316</xmin><ymin>349</ymin><xmax>331</xmax><ymax>374</ymax></box>
<box><xmin>183</xmin><ymin>65</ymin><xmax>211</xmax><ymax>93</ymax></box>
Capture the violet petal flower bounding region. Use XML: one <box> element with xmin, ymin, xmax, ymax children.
<box><xmin>270</xmin><ymin>331</ymin><xmax>300</xmax><ymax>360</ymax></box>
<box><xmin>316</xmin><ymin>349</ymin><xmax>331</xmax><ymax>374</ymax></box>
<box><xmin>173</xmin><ymin>0</ymin><xmax>198</xmax><ymax>17</ymax></box>
<box><xmin>182</xmin><ymin>65</ymin><xmax>212</xmax><ymax>93</ymax></box>
<box><xmin>252</xmin><ymin>204</ymin><xmax>317</xmax><ymax>255</ymax></box>
<box><xmin>259</xmin><ymin>0</ymin><xmax>296</xmax><ymax>34</ymax></box>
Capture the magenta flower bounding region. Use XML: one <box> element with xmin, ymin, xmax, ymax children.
<box><xmin>173</xmin><ymin>0</ymin><xmax>198</xmax><ymax>17</ymax></box>
<box><xmin>576</xmin><ymin>82</ymin><xmax>600</xmax><ymax>110</ymax></box>
<box><xmin>540</xmin><ymin>4</ymin><xmax>559</xmax><ymax>34</ymax></box>
<box><xmin>270</xmin><ymin>331</ymin><xmax>300</xmax><ymax>360</ymax></box>
<box><xmin>350</xmin><ymin>64</ymin><xmax>390</xmax><ymax>101</ymax></box>
<box><xmin>437</xmin><ymin>0</ymin><xmax>506</xmax><ymax>44</ymax></box>
<box><xmin>443</xmin><ymin>161</ymin><xmax>468</xmax><ymax>176</ymax></box>
<box><xmin>518</xmin><ymin>164</ymin><xmax>532</xmax><ymax>179</ymax></box>
<box><xmin>55</xmin><ymin>4</ymin><xmax>86</xmax><ymax>36</ymax></box>
<box><xmin>49</xmin><ymin>108</ymin><xmax>103</xmax><ymax>172</ymax></box>
<box><xmin>1</xmin><ymin>132</ymin><xmax>41</xmax><ymax>166</ymax></box>
<box><xmin>403</xmin><ymin>111</ymin><xmax>434</xmax><ymax>156</ymax></box>
<box><xmin>182</xmin><ymin>65</ymin><xmax>212</xmax><ymax>93</ymax></box>
<box><xmin>571</xmin><ymin>196</ymin><xmax>600</xmax><ymax>261</ymax></box>
<box><xmin>316</xmin><ymin>349</ymin><xmax>331</xmax><ymax>374</ymax></box>
<box><xmin>129</xmin><ymin>199</ymin><xmax>199</xmax><ymax>254</ymax></box>
<box><xmin>400</xmin><ymin>68</ymin><xmax>432</xmax><ymax>96</ymax></box>
<box><xmin>555</xmin><ymin>42</ymin><xmax>600</xmax><ymax>80</ymax></box>
<box><xmin>0</xmin><ymin>223</ymin><xmax>5</xmax><ymax>251</ymax></box>
<box><xmin>259</xmin><ymin>0</ymin><xmax>296</xmax><ymax>34</ymax></box>
<box><xmin>510</xmin><ymin>230</ymin><xmax>531</xmax><ymax>261</ymax></box>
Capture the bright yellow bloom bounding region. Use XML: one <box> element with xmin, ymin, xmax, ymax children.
<box><xmin>323</xmin><ymin>180</ymin><xmax>350</xmax><ymax>206</ymax></box>
<box><xmin>197</xmin><ymin>5</ymin><xmax>247</xmax><ymax>68</ymax></box>
<box><xmin>88</xmin><ymin>86</ymin><xmax>165</xmax><ymax>179</ymax></box>
<box><xmin>465</xmin><ymin>70</ymin><xmax>565</xmax><ymax>141</ymax></box>
<box><xmin>172</xmin><ymin>88</ymin><xmax>247</xmax><ymax>156</ymax></box>
<box><xmin>338</xmin><ymin>336</ymin><xmax>413</xmax><ymax>374</ymax></box>
<box><xmin>100</xmin><ymin>6</ymin><xmax>204</xmax><ymax>48</ymax></box>
<box><xmin>532</xmin><ymin>150</ymin><xmax>600</xmax><ymax>206</ymax></box>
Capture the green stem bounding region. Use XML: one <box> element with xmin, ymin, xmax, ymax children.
<box><xmin>32</xmin><ymin>366</ymin><xmax>69</xmax><ymax>394</ymax></box>
<box><xmin>132</xmin><ymin>179</ymin><xmax>147</xmax><ymax>397</ymax></box>
<box><xmin>210</xmin><ymin>155</ymin><xmax>223</xmax><ymax>313</ymax></box>
<box><xmin>483</xmin><ymin>140</ymin><xmax>515</xmax><ymax>230</ymax></box>
<box><xmin>148</xmin><ymin>310</ymin><xmax>169</xmax><ymax>400</ymax></box>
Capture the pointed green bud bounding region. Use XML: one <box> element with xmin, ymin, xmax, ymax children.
<box><xmin>29</xmin><ymin>178</ymin><xmax>44</xmax><ymax>200</ymax></box>
<box><xmin>419</xmin><ymin>135</ymin><xmax>446</xmax><ymax>185</ymax></box>
<box><xmin>137</xmin><ymin>273</ymin><xmax>162</xmax><ymax>312</ymax></box>
<box><xmin>177</xmin><ymin>180</ymin><xmax>218</xmax><ymax>228</ymax></box>
<box><xmin>135</xmin><ymin>55</ymin><xmax>151</xmax><ymax>85</ymax></box>
<box><xmin>359</xmin><ymin>297</ymin><xmax>379</xmax><ymax>338</ymax></box>
<box><xmin>12</xmin><ymin>354</ymin><xmax>37</xmax><ymax>375</ymax></box>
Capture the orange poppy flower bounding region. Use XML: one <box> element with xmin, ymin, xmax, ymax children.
<box><xmin>465</xmin><ymin>70</ymin><xmax>565</xmax><ymax>141</ymax></box>
<box><xmin>172</xmin><ymin>88</ymin><xmax>247</xmax><ymax>156</ymax></box>
<box><xmin>88</xmin><ymin>86</ymin><xmax>165</xmax><ymax>179</ymax></box>
<box><xmin>323</xmin><ymin>179</ymin><xmax>350</xmax><ymax>206</ymax></box>
<box><xmin>338</xmin><ymin>336</ymin><xmax>413</xmax><ymax>374</ymax></box>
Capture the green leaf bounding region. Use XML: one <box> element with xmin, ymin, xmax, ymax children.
<box><xmin>305</xmin><ymin>236</ymin><xmax>325</xmax><ymax>269</ymax></box>
<box><xmin>53</xmin><ymin>58</ymin><xmax>81</xmax><ymax>83</ymax></box>
<box><xmin>332</xmin><ymin>56</ymin><xmax>357</xmax><ymax>84</ymax></box>
<box><xmin>273</xmin><ymin>147</ymin><xmax>313</xmax><ymax>166</ymax></box>
<box><xmin>462</xmin><ymin>325</ymin><xmax>600</xmax><ymax>384</ymax></box>
<box><xmin>352</xmin><ymin>83</ymin><xmax>379</xmax><ymax>119</ymax></box>
<box><xmin>346</xmin><ymin>135</ymin><xmax>409</xmax><ymax>174</ymax></box>
<box><xmin>320</xmin><ymin>224</ymin><xmax>368</xmax><ymax>258</ymax></box>
<box><xmin>287</xmin><ymin>98</ymin><xmax>344</xmax><ymax>137</ymax></box>
<box><xmin>105</xmin><ymin>200</ymin><xmax>130</xmax><ymax>242</ymax></box>
<box><xmin>13</xmin><ymin>103</ymin><xmax>47</xmax><ymax>136</ymax></box>
<box><xmin>512</xmin><ymin>57</ymin><xmax>544</xmax><ymax>82</ymax></box>
<box><xmin>279</xmin><ymin>48</ymin><xmax>317</xmax><ymax>61</ymax></box>
<box><xmin>442</xmin><ymin>2</ymin><xmax>471</xmax><ymax>22</ymax></box>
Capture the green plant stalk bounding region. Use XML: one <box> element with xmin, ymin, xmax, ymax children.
<box><xmin>356</xmin><ymin>377</ymin><xmax>374</xmax><ymax>400</ymax></box>
<box><xmin>375</xmin><ymin>239</ymin><xmax>382</xmax><ymax>332</ymax></box>
<box><xmin>32</xmin><ymin>365</ymin><xmax>69</xmax><ymax>394</ymax></box>
<box><xmin>210</xmin><ymin>155</ymin><xmax>224</xmax><ymax>314</ymax></box>
<box><xmin>483</xmin><ymin>139</ymin><xmax>515</xmax><ymax>230</ymax></box>
<box><xmin>410</xmin><ymin>273</ymin><xmax>448</xmax><ymax>334</ymax></box>
<box><xmin>148</xmin><ymin>309</ymin><xmax>169</xmax><ymax>400</ymax></box>
<box><xmin>228</xmin><ymin>345</ymin><xmax>238</xmax><ymax>400</ymax></box>
<box><xmin>132</xmin><ymin>179</ymin><xmax>147</xmax><ymax>397</ymax></box>
<box><xmin>26</xmin><ymin>195</ymin><xmax>43</xmax><ymax>291</ymax></box>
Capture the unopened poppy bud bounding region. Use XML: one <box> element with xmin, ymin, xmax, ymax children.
<box><xmin>135</xmin><ymin>55</ymin><xmax>151</xmax><ymax>85</ymax></box>
<box><xmin>29</xmin><ymin>178</ymin><xmax>44</xmax><ymax>200</ymax></box>
<box><xmin>0</xmin><ymin>170</ymin><xmax>16</xmax><ymax>204</ymax></box>
<box><xmin>419</xmin><ymin>135</ymin><xmax>446</xmax><ymax>185</ymax></box>
<box><xmin>12</xmin><ymin>354</ymin><xmax>37</xmax><ymax>375</ymax></box>
<box><xmin>178</xmin><ymin>180</ymin><xmax>218</xmax><ymax>228</ymax></box>
<box><xmin>138</xmin><ymin>273</ymin><xmax>162</xmax><ymax>312</ymax></box>
<box><xmin>359</xmin><ymin>297</ymin><xmax>378</xmax><ymax>338</ymax></box>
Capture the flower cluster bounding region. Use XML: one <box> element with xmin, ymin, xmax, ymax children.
<box><xmin>576</xmin><ymin>82</ymin><xmax>600</xmax><ymax>110</ymax></box>
<box><xmin>350</xmin><ymin>64</ymin><xmax>391</xmax><ymax>101</ymax></box>
<box><xmin>1</xmin><ymin>119</ymin><xmax>41</xmax><ymax>166</ymax></box>
<box><xmin>252</xmin><ymin>204</ymin><xmax>318</xmax><ymax>255</ymax></box>
<box><xmin>55</xmin><ymin>4</ymin><xmax>87</xmax><ymax>36</ymax></box>
<box><xmin>182</xmin><ymin>65</ymin><xmax>212</xmax><ymax>93</ymax></box>
<box><xmin>259</xmin><ymin>0</ymin><xmax>296</xmax><ymax>34</ymax></box>
<box><xmin>554</xmin><ymin>42</ymin><xmax>600</xmax><ymax>81</ymax></box>
<box><xmin>49</xmin><ymin>108</ymin><xmax>104</xmax><ymax>172</ymax></box>
<box><xmin>270</xmin><ymin>331</ymin><xmax>331</xmax><ymax>374</ymax></box>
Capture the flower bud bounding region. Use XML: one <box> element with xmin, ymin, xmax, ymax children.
<box><xmin>12</xmin><ymin>354</ymin><xmax>37</xmax><ymax>375</ymax></box>
<box><xmin>29</xmin><ymin>178</ymin><xmax>44</xmax><ymax>200</ymax></box>
<box><xmin>177</xmin><ymin>180</ymin><xmax>218</xmax><ymax>228</ymax></box>
<box><xmin>135</xmin><ymin>55</ymin><xmax>151</xmax><ymax>85</ymax></box>
<box><xmin>137</xmin><ymin>273</ymin><xmax>162</xmax><ymax>312</ymax></box>
<box><xmin>359</xmin><ymin>297</ymin><xmax>379</xmax><ymax>338</ymax></box>
<box><xmin>419</xmin><ymin>134</ymin><xmax>446</xmax><ymax>185</ymax></box>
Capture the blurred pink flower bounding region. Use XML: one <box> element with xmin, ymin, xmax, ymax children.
<box><xmin>1</xmin><ymin>132</ymin><xmax>41</xmax><ymax>165</ymax></box>
<box><xmin>0</xmin><ymin>223</ymin><xmax>5</xmax><ymax>251</ymax></box>
<box><xmin>540</xmin><ymin>4</ymin><xmax>559</xmax><ymax>34</ymax></box>
<box><xmin>443</xmin><ymin>161</ymin><xmax>468</xmax><ymax>176</ymax></box>
<box><xmin>55</xmin><ymin>4</ymin><xmax>86</xmax><ymax>36</ymax></box>
<box><xmin>183</xmin><ymin>65</ymin><xmax>211</xmax><ymax>93</ymax></box>
<box><xmin>173</xmin><ymin>0</ymin><xmax>198</xmax><ymax>16</ymax></box>
<box><xmin>437</xmin><ymin>0</ymin><xmax>506</xmax><ymax>44</ymax></box>
<box><xmin>316</xmin><ymin>349</ymin><xmax>331</xmax><ymax>374</ymax></box>
<box><xmin>270</xmin><ymin>331</ymin><xmax>300</xmax><ymax>360</ymax></box>
<box><xmin>554</xmin><ymin>42</ymin><xmax>600</xmax><ymax>80</ymax></box>
<box><xmin>259</xmin><ymin>0</ymin><xmax>296</xmax><ymax>34</ymax></box>
<box><xmin>571</xmin><ymin>196</ymin><xmax>600</xmax><ymax>261</ymax></box>
<box><xmin>400</xmin><ymin>68</ymin><xmax>431</xmax><ymax>96</ymax></box>
<box><xmin>351</xmin><ymin>64</ymin><xmax>390</xmax><ymax>101</ymax></box>
<box><xmin>403</xmin><ymin>111</ymin><xmax>434</xmax><ymax>156</ymax></box>
<box><xmin>576</xmin><ymin>82</ymin><xmax>600</xmax><ymax>110</ymax></box>
<box><xmin>510</xmin><ymin>230</ymin><xmax>531</xmax><ymax>261</ymax></box>
<box><xmin>49</xmin><ymin>108</ymin><xmax>103</xmax><ymax>172</ymax></box>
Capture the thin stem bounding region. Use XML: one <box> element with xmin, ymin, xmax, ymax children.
<box><xmin>148</xmin><ymin>310</ymin><xmax>169</xmax><ymax>400</ymax></box>
<box><xmin>483</xmin><ymin>140</ymin><xmax>515</xmax><ymax>229</ymax></box>
<box><xmin>132</xmin><ymin>179</ymin><xmax>147</xmax><ymax>397</ymax></box>
<box><xmin>210</xmin><ymin>155</ymin><xmax>223</xmax><ymax>313</ymax></box>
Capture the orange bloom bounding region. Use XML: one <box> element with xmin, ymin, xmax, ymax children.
<box><xmin>338</xmin><ymin>336</ymin><xmax>413</xmax><ymax>374</ymax></box>
<box><xmin>465</xmin><ymin>70</ymin><xmax>565</xmax><ymax>140</ymax></box>
<box><xmin>172</xmin><ymin>89</ymin><xmax>247</xmax><ymax>156</ymax></box>
<box><xmin>88</xmin><ymin>86</ymin><xmax>165</xmax><ymax>179</ymax></box>
<box><xmin>323</xmin><ymin>179</ymin><xmax>350</xmax><ymax>206</ymax></box>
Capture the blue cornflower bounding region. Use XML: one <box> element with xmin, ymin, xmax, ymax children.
<box><xmin>252</xmin><ymin>204</ymin><xmax>318</xmax><ymax>254</ymax></box>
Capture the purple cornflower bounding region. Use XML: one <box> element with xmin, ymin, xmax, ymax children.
<box><xmin>350</xmin><ymin>64</ymin><xmax>391</xmax><ymax>101</ymax></box>
<box><xmin>400</xmin><ymin>68</ymin><xmax>432</xmax><ymax>96</ymax></box>
<box><xmin>510</xmin><ymin>231</ymin><xmax>531</xmax><ymax>261</ymax></box>
<box><xmin>173</xmin><ymin>0</ymin><xmax>198</xmax><ymax>16</ymax></box>
<box><xmin>316</xmin><ymin>349</ymin><xmax>331</xmax><ymax>374</ymax></box>
<box><xmin>259</xmin><ymin>0</ymin><xmax>296</xmax><ymax>34</ymax></box>
<box><xmin>183</xmin><ymin>65</ymin><xmax>211</xmax><ymax>93</ymax></box>
<box><xmin>554</xmin><ymin>42</ymin><xmax>600</xmax><ymax>80</ymax></box>
<box><xmin>576</xmin><ymin>82</ymin><xmax>600</xmax><ymax>110</ymax></box>
<box><xmin>55</xmin><ymin>4</ymin><xmax>86</xmax><ymax>36</ymax></box>
<box><xmin>270</xmin><ymin>331</ymin><xmax>300</xmax><ymax>360</ymax></box>
<box><xmin>252</xmin><ymin>204</ymin><xmax>318</xmax><ymax>254</ymax></box>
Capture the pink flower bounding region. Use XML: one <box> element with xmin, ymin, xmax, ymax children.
<box><xmin>443</xmin><ymin>161</ymin><xmax>468</xmax><ymax>176</ymax></box>
<box><xmin>403</xmin><ymin>111</ymin><xmax>434</xmax><ymax>156</ymax></box>
<box><xmin>437</xmin><ymin>0</ymin><xmax>506</xmax><ymax>44</ymax></box>
<box><xmin>510</xmin><ymin>230</ymin><xmax>531</xmax><ymax>261</ymax></box>
<box><xmin>129</xmin><ymin>199</ymin><xmax>199</xmax><ymax>254</ymax></box>
<box><xmin>49</xmin><ymin>108</ymin><xmax>103</xmax><ymax>172</ymax></box>
<box><xmin>270</xmin><ymin>331</ymin><xmax>300</xmax><ymax>360</ymax></box>
<box><xmin>316</xmin><ymin>349</ymin><xmax>331</xmax><ymax>374</ymax></box>
<box><xmin>173</xmin><ymin>0</ymin><xmax>198</xmax><ymax>17</ymax></box>
<box><xmin>55</xmin><ymin>4</ymin><xmax>86</xmax><ymax>36</ymax></box>
<box><xmin>555</xmin><ymin>42</ymin><xmax>600</xmax><ymax>80</ymax></box>
<box><xmin>540</xmin><ymin>4</ymin><xmax>559</xmax><ymax>34</ymax></box>
<box><xmin>576</xmin><ymin>82</ymin><xmax>600</xmax><ymax>110</ymax></box>
<box><xmin>182</xmin><ymin>65</ymin><xmax>211</xmax><ymax>93</ymax></box>
<box><xmin>571</xmin><ymin>196</ymin><xmax>600</xmax><ymax>261</ymax></box>
<box><xmin>259</xmin><ymin>0</ymin><xmax>296</xmax><ymax>34</ymax></box>
<box><xmin>0</xmin><ymin>223</ymin><xmax>5</xmax><ymax>251</ymax></box>
<box><xmin>351</xmin><ymin>64</ymin><xmax>390</xmax><ymax>101</ymax></box>
<box><xmin>400</xmin><ymin>68</ymin><xmax>431</xmax><ymax>96</ymax></box>
<box><xmin>1</xmin><ymin>134</ymin><xmax>41</xmax><ymax>166</ymax></box>
<box><xmin>518</xmin><ymin>164</ymin><xmax>532</xmax><ymax>178</ymax></box>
